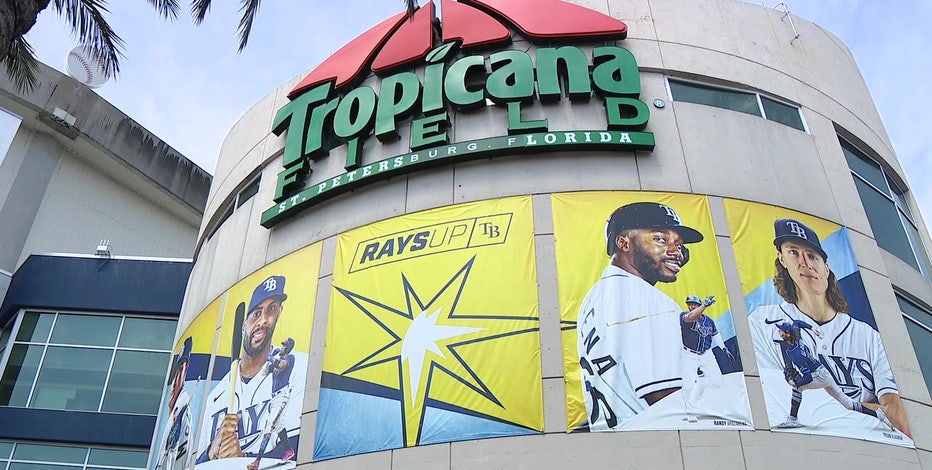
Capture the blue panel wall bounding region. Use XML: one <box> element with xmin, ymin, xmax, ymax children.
<box><xmin>0</xmin><ymin>255</ymin><xmax>192</xmax><ymax>325</ymax></box>
<box><xmin>0</xmin><ymin>254</ymin><xmax>191</xmax><ymax>448</ymax></box>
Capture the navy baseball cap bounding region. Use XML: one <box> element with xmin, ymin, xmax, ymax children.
<box><xmin>685</xmin><ymin>295</ymin><xmax>701</xmax><ymax>305</ymax></box>
<box><xmin>605</xmin><ymin>202</ymin><xmax>704</xmax><ymax>255</ymax></box>
<box><xmin>776</xmin><ymin>321</ymin><xmax>798</xmax><ymax>336</ymax></box>
<box><xmin>248</xmin><ymin>275</ymin><xmax>288</xmax><ymax>312</ymax></box>
<box><xmin>170</xmin><ymin>337</ymin><xmax>192</xmax><ymax>377</ymax></box>
<box><xmin>773</xmin><ymin>218</ymin><xmax>827</xmax><ymax>260</ymax></box>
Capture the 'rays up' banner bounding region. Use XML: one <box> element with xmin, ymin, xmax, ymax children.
<box><xmin>315</xmin><ymin>196</ymin><xmax>543</xmax><ymax>461</ymax></box>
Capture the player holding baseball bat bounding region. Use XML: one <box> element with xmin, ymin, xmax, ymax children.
<box><xmin>197</xmin><ymin>275</ymin><xmax>301</xmax><ymax>466</ymax></box>
<box><xmin>207</xmin><ymin>302</ymin><xmax>247</xmax><ymax>460</ymax></box>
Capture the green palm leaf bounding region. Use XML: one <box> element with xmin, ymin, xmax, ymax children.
<box><xmin>4</xmin><ymin>37</ymin><xmax>39</xmax><ymax>92</ymax></box>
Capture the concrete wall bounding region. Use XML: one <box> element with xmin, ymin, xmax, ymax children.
<box><xmin>186</xmin><ymin>0</ymin><xmax>932</xmax><ymax>467</ymax></box>
<box><xmin>0</xmin><ymin>125</ymin><xmax>200</xmax><ymax>272</ymax></box>
<box><xmin>0</xmin><ymin>60</ymin><xmax>213</xmax><ymax>274</ymax></box>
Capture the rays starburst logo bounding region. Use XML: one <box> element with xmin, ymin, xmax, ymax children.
<box><xmin>332</xmin><ymin>255</ymin><xmax>539</xmax><ymax>447</ymax></box>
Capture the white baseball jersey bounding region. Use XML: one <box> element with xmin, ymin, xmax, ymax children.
<box><xmin>577</xmin><ymin>265</ymin><xmax>683</xmax><ymax>431</ymax></box>
<box><xmin>154</xmin><ymin>388</ymin><xmax>191</xmax><ymax>470</ymax></box>
<box><xmin>748</xmin><ymin>302</ymin><xmax>896</xmax><ymax>403</ymax></box>
<box><xmin>681</xmin><ymin>343</ymin><xmax>723</xmax><ymax>412</ymax></box>
<box><xmin>195</xmin><ymin>352</ymin><xmax>307</xmax><ymax>465</ymax></box>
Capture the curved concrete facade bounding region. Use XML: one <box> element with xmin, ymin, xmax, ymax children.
<box><xmin>184</xmin><ymin>0</ymin><xmax>932</xmax><ymax>467</ymax></box>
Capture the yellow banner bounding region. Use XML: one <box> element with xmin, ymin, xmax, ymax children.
<box><xmin>194</xmin><ymin>243</ymin><xmax>322</xmax><ymax>468</ymax></box>
<box><xmin>150</xmin><ymin>297</ymin><xmax>220</xmax><ymax>470</ymax></box>
<box><xmin>554</xmin><ymin>191</ymin><xmax>749</xmax><ymax>432</ymax></box>
<box><xmin>317</xmin><ymin>196</ymin><xmax>542</xmax><ymax>460</ymax></box>
<box><xmin>724</xmin><ymin>199</ymin><xmax>913</xmax><ymax>446</ymax></box>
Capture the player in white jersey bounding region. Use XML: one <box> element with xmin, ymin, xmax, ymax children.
<box><xmin>577</xmin><ymin>202</ymin><xmax>704</xmax><ymax>430</ymax></box>
<box><xmin>680</xmin><ymin>295</ymin><xmax>732</xmax><ymax>422</ymax></box>
<box><xmin>747</xmin><ymin>218</ymin><xmax>911</xmax><ymax>437</ymax></box>
<box><xmin>195</xmin><ymin>276</ymin><xmax>306</xmax><ymax>467</ymax></box>
<box><xmin>155</xmin><ymin>338</ymin><xmax>193</xmax><ymax>470</ymax></box>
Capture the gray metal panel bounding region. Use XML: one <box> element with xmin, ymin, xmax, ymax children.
<box><xmin>0</xmin><ymin>132</ymin><xmax>60</xmax><ymax>271</ymax></box>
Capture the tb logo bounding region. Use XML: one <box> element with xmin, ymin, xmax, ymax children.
<box><xmin>660</xmin><ymin>204</ymin><xmax>681</xmax><ymax>224</ymax></box>
<box><xmin>785</xmin><ymin>221</ymin><xmax>808</xmax><ymax>240</ymax></box>
<box><xmin>263</xmin><ymin>277</ymin><xmax>278</xmax><ymax>292</ymax></box>
<box><xmin>480</xmin><ymin>222</ymin><xmax>501</xmax><ymax>238</ymax></box>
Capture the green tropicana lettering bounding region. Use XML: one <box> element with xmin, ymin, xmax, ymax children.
<box><xmin>271</xmin><ymin>42</ymin><xmax>648</xmax><ymax>203</ymax></box>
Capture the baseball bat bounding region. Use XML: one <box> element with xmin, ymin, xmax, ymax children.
<box><xmin>605</xmin><ymin>309</ymin><xmax>677</xmax><ymax>327</ymax></box>
<box><xmin>227</xmin><ymin>302</ymin><xmax>246</xmax><ymax>414</ymax></box>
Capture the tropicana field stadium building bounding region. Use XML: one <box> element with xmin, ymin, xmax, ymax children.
<box><xmin>159</xmin><ymin>0</ymin><xmax>932</xmax><ymax>468</ymax></box>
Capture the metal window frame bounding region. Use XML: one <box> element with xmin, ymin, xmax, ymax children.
<box><xmin>841</xmin><ymin>136</ymin><xmax>928</xmax><ymax>275</ymax></box>
<box><xmin>0</xmin><ymin>441</ymin><xmax>148</xmax><ymax>470</ymax></box>
<box><xmin>665</xmin><ymin>76</ymin><xmax>808</xmax><ymax>133</ymax></box>
<box><xmin>0</xmin><ymin>309</ymin><xmax>175</xmax><ymax>415</ymax></box>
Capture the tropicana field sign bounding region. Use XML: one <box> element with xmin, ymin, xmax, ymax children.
<box><xmin>262</xmin><ymin>0</ymin><xmax>654</xmax><ymax>227</ymax></box>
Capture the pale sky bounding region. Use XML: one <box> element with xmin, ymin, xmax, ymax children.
<box><xmin>24</xmin><ymin>1</ymin><xmax>932</xmax><ymax>233</ymax></box>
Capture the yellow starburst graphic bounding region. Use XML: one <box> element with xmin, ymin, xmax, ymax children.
<box><xmin>316</xmin><ymin>196</ymin><xmax>543</xmax><ymax>460</ymax></box>
<box><xmin>333</xmin><ymin>255</ymin><xmax>539</xmax><ymax>447</ymax></box>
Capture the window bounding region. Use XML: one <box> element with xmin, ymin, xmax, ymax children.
<box><xmin>668</xmin><ymin>79</ymin><xmax>806</xmax><ymax>131</ymax></box>
<box><xmin>0</xmin><ymin>441</ymin><xmax>147</xmax><ymax>470</ymax></box>
<box><xmin>842</xmin><ymin>138</ymin><xmax>931</xmax><ymax>275</ymax></box>
<box><xmin>236</xmin><ymin>177</ymin><xmax>260</xmax><ymax>209</ymax></box>
<box><xmin>206</xmin><ymin>175</ymin><xmax>260</xmax><ymax>241</ymax></box>
<box><xmin>896</xmin><ymin>295</ymin><xmax>932</xmax><ymax>395</ymax></box>
<box><xmin>0</xmin><ymin>311</ymin><xmax>176</xmax><ymax>415</ymax></box>
<box><xmin>760</xmin><ymin>96</ymin><xmax>806</xmax><ymax>131</ymax></box>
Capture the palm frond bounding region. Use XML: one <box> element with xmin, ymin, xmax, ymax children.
<box><xmin>146</xmin><ymin>0</ymin><xmax>181</xmax><ymax>20</ymax></box>
<box><xmin>404</xmin><ymin>0</ymin><xmax>418</xmax><ymax>18</ymax></box>
<box><xmin>4</xmin><ymin>37</ymin><xmax>39</xmax><ymax>92</ymax></box>
<box><xmin>235</xmin><ymin>0</ymin><xmax>261</xmax><ymax>52</ymax></box>
<box><xmin>53</xmin><ymin>0</ymin><xmax>125</xmax><ymax>77</ymax></box>
<box><xmin>190</xmin><ymin>0</ymin><xmax>211</xmax><ymax>25</ymax></box>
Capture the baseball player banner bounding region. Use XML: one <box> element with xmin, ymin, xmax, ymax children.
<box><xmin>194</xmin><ymin>243</ymin><xmax>322</xmax><ymax>469</ymax></box>
<box><xmin>149</xmin><ymin>298</ymin><xmax>220</xmax><ymax>470</ymax></box>
<box><xmin>554</xmin><ymin>191</ymin><xmax>752</xmax><ymax>432</ymax></box>
<box><xmin>724</xmin><ymin>199</ymin><xmax>913</xmax><ymax>446</ymax></box>
<box><xmin>314</xmin><ymin>196</ymin><xmax>543</xmax><ymax>461</ymax></box>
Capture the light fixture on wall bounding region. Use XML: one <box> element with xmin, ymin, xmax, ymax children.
<box><xmin>95</xmin><ymin>239</ymin><xmax>111</xmax><ymax>258</ymax></box>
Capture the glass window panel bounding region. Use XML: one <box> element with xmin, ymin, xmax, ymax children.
<box><xmin>87</xmin><ymin>448</ymin><xmax>147</xmax><ymax>468</ymax></box>
<box><xmin>898</xmin><ymin>296</ymin><xmax>932</xmax><ymax>330</ymax></box>
<box><xmin>890</xmin><ymin>178</ymin><xmax>913</xmax><ymax>218</ymax></box>
<box><xmin>902</xmin><ymin>212</ymin><xmax>932</xmax><ymax>275</ymax></box>
<box><xmin>0</xmin><ymin>442</ymin><xmax>12</xmax><ymax>458</ymax></box>
<box><xmin>842</xmin><ymin>141</ymin><xmax>889</xmax><ymax>194</ymax></box>
<box><xmin>12</xmin><ymin>444</ymin><xmax>86</xmax><ymax>463</ymax></box>
<box><xmin>118</xmin><ymin>318</ymin><xmax>175</xmax><ymax>350</ymax></box>
<box><xmin>9</xmin><ymin>462</ymin><xmax>81</xmax><ymax>470</ymax></box>
<box><xmin>31</xmin><ymin>347</ymin><xmax>112</xmax><ymax>411</ymax></box>
<box><xmin>15</xmin><ymin>312</ymin><xmax>54</xmax><ymax>343</ymax></box>
<box><xmin>9</xmin><ymin>464</ymin><xmax>76</xmax><ymax>470</ymax></box>
<box><xmin>669</xmin><ymin>80</ymin><xmax>761</xmax><ymax>116</ymax></box>
<box><xmin>216</xmin><ymin>201</ymin><xmax>234</xmax><ymax>228</ymax></box>
<box><xmin>904</xmin><ymin>318</ymin><xmax>932</xmax><ymax>395</ymax></box>
<box><xmin>761</xmin><ymin>96</ymin><xmax>805</xmax><ymax>131</ymax></box>
<box><xmin>0</xmin><ymin>344</ymin><xmax>44</xmax><ymax>406</ymax></box>
<box><xmin>50</xmin><ymin>315</ymin><xmax>120</xmax><ymax>347</ymax></box>
<box><xmin>853</xmin><ymin>178</ymin><xmax>920</xmax><ymax>270</ymax></box>
<box><xmin>102</xmin><ymin>351</ymin><xmax>170</xmax><ymax>414</ymax></box>
<box><xmin>237</xmin><ymin>178</ymin><xmax>260</xmax><ymax>208</ymax></box>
